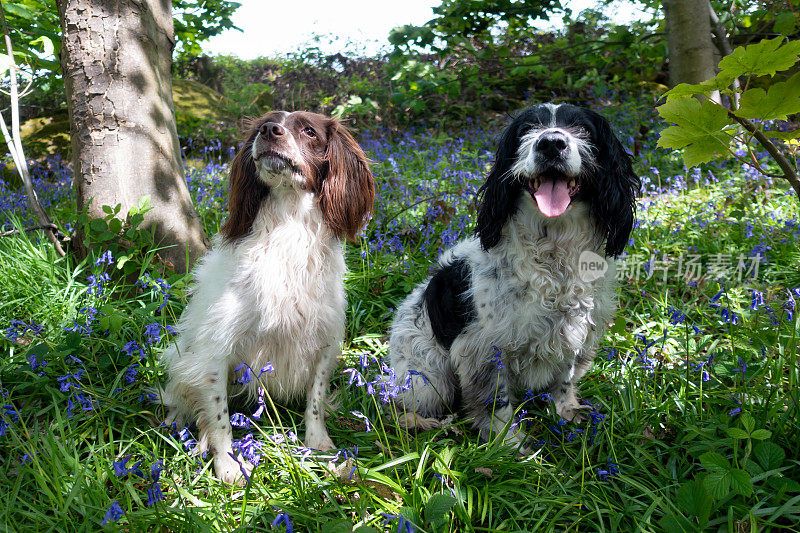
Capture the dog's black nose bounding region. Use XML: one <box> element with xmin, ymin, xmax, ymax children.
<box><xmin>536</xmin><ymin>132</ymin><xmax>568</xmax><ymax>158</ymax></box>
<box><xmin>260</xmin><ymin>122</ymin><xmax>286</xmax><ymax>138</ymax></box>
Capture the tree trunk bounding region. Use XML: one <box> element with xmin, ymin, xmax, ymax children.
<box><xmin>56</xmin><ymin>0</ymin><xmax>209</xmax><ymax>273</ymax></box>
<box><xmin>663</xmin><ymin>0</ymin><xmax>718</xmax><ymax>89</ymax></box>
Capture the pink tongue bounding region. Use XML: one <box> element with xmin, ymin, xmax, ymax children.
<box><xmin>533</xmin><ymin>179</ymin><xmax>571</xmax><ymax>217</ymax></box>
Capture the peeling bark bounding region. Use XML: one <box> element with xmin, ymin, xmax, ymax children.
<box><xmin>56</xmin><ymin>0</ymin><xmax>209</xmax><ymax>273</ymax></box>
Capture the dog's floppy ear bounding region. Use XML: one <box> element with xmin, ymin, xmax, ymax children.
<box><xmin>319</xmin><ymin>121</ymin><xmax>376</xmax><ymax>241</ymax></box>
<box><xmin>220</xmin><ymin>121</ymin><xmax>270</xmax><ymax>242</ymax></box>
<box><xmin>475</xmin><ymin>118</ymin><xmax>524</xmax><ymax>250</ymax></box>
<box><xmin>586</xmin><ymin>110</ymin><xmax>640</xmax><ymax>257</ymax></box>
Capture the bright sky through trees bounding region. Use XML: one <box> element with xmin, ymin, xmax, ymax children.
<box><xmin>204</xmin><ymin>0</ymin><xmax>651</xmax><ymax>59</ymax></box>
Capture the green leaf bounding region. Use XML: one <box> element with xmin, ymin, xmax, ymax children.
<box><xmin>326</xmin><ymin>520</ymin><xmax>355</xmax><ymax>533</ymax></box>
<box><xmin>704</xmin><ymin>470</ymin><xmax>731</xmax><ymax>500</ymax></box>
<box><xmin>773</xmin><ymin>13</ymin><xmax>798</xmax><ymax>35</ymax></box>
<box><xmin>108</xmin><ymin>218</ymin><xmax>123</xmax><ymax>234</ymax></box>
<box><xmin>397</xmin><ymin>507</ymin><xmax>423</xmax><ymax>529</ymax></box>
<box><xmin>699</xmin><ymin>452</ymin><xmax>730</xmax><ymax>472</ymax></box>
<box><xmin>676</xmin><ymin>479</ymin><xmax>713</xmax><ymax>521</ymax></box>
<box><xmin>741</xmin><ymin>413</ymin><xmax>755</xmax><ymax>434</ymax></box>
<box><xmin>737</xmin><ymin>73</ymin><xmax>800</xmax><ymax>121</ymax></box>
<box><xmin>753</xmin><ymin>441</ymin><xmax>785</xmax><ymax>471</ymax></box>
<box><xmin>750</xmin><ymin>429</ymin><xmax>772</xmax><ymax>441</ymax></box>
<box><xmin>609</xmin><ymin>315</ymin><xmax>627</xmax><ymax>335</ymax></box>
<box><xmin>765</xmin><ymin>129</ymin><xmax>800</xmax><ymax>140</ymax></box>
<box><xmin>656</xmin><ymin>98</ymin><xmax>733</xmax><ymax>167</ymax></box>
<box><xmin>718</xmin><ymin>37</ymin><xmax>800</xmax><ymax>78</ymax></box>
<box><xmin>29</xmin><ymin>36</ymin><xmax>54</xmax><ymax>57</ymax></box>
<box><xmin>89</xmin><ymin>219</ymin><xmax>108</xmax><ymax>233</ymax></box>
<box><xmin>425</xmin><ymin>494</ymin><xmax>457</xmax><ymax>522</ymax></box>
<box><xmin>729</xmin><ymin>468</ymin><xmax>753</xmax><ymax>497</ymax></box>
<box><xmin>116</xmin><ymin>256</ymin><xmax>130</xmax><ymax>270</ymax></box>
<box><xmin>726</xmin><ymin>427</ymin><xmax>750</xmax><ymax>439</ymax></box>
<box><xmin>658</xmin><ymin>514</ymin><xmax>697</xmax><ymax>532</ymax></box>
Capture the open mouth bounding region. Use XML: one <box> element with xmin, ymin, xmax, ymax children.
<box><xmin>526</xmin><ymin>170</ymin><xmax>581</xmax><ymax>218</ymax></box>
<box><xmin>254</xmin><ymin>150</ymin><xmax>300</xmax><ymax>174</ymax></box>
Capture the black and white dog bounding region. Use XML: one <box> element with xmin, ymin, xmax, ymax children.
<box><xmin>388</xmin><ymin>103</ymin><xmax>639</xmax><ymax>446</ymax></box>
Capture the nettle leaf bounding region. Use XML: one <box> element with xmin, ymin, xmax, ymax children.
<box><xmin>737</xmin><ymin>73</ymin><xmax>800</xmax><ymax>121</ymax></box>
<box><xmin>754</xmin><ymin>441</ymin><xmax>785</xmax><ymax>471</ymax></box>
<box><xmin>728</xmin><ymin>468</ymin><xmax>753</xmax><ymax>497</ymax></box>
<box><xmin>719</xmin><ymin>37</ymin><xmax>800</xmax><ymax>78</ymax></box>
<box><xmin>656</xmin><ymin>98</ymin><xmax>733</xmax><ymax>167</ymax></box>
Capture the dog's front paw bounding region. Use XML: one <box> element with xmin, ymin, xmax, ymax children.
<box><xmin>556</xmin><ymin>403</ymin><xmax>594</xmax><ymax>423</ymax></box>
<box><xmin>396</xmin><ymin>412</ymin><xmax>444</xmax><ymax>431</ymax></box>
<box><xmin>305</xmin><ymin>431</ymin><xmax>336</xmax><ymax>451</ymax></box>
<box><xmin>214</xmin><ymin>453</ymin><xmax>254</xmax><ymax>486</ymax></box>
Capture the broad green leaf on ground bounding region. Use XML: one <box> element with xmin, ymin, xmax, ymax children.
<box><xmin>737</xmin><ymin>73</ymin><xmax>800</xmax><ymax>121</ymax></box>
<box><xmin>424</xmin><ymin>494</ymin><xmax>457</xmax><ymax>522</ymax></box>
<box><xmin>657</xmin><ymin>98</ymin><xmax>733</xmax><ymax>167</ymax></box>
<box><xmin>676</xmin><ymin>479</ymin><xmax>713</xmax><ymax>521</ymax></box>
<box><xmin>699</xmin><ymin>452</ymin><xmax>730</xmax><ymax>473</ymax></box>
<box><xmin>728</xmin><ymin>468</ymin><xmax>753</xmax><ymax>497</ymax></box>
<box><xmin>718</xmin><ymin>37</ymin><xmax>800</xmax><ymax>78</ymax></box>
<box><xmin>753</xmin><ymin>442</ymin><xmax>786</xmax><ymax>471</ymax></box>
<box><xmin>704</xmin><ymin>470</ymin><xmax>732</xmax><ymax>499</ymax></box>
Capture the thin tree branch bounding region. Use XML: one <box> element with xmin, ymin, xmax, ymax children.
<box><xmin>0</xmin><ymin>3</ymin><xmax>65</xmax><ymax>256</ymax></box>
<box><xmin>730</xmin><ymin>112</ymin><xmax>800</xmax><ymax>199</ymax></box>
<box><xmin>0</xmin><ymin>223</ymin><xmax>59</xmax><ymax>238</ymax></box>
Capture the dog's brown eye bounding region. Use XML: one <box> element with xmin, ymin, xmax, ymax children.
<box><xmin>302</xmin><ymin>127</ymin><xmax>317</xmax><ymax>138</ymax></box>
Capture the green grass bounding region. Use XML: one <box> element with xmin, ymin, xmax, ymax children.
<box><xmin>1</xmin><ymin>124</ymin><xmax>799</xmax><ymax>532</ymax></box>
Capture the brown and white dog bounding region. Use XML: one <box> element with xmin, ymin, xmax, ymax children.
<box><xmin>157</xmin><ymin>111</ymin><xmax>375</xmax><ymax>483</ymax></box>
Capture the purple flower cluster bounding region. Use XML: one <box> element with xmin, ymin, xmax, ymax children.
<box><xmin>343</xmin><ymin>358</ymin><xmax>415</xmax><ymax>403</ymax></box>
<box><xmin>5</xmin><ymin>319</ymin><xmax>44</xmax><ymax>342</ymax></box>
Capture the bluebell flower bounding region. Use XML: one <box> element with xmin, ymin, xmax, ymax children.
<box><xmin>94</xmin><ymin>250</ymin><xmax>114</xmax><ymax>266</ymax></box>
<box><xmin>146</xmin><ymin>482</ymin><xmax>164</xmax><ymax>506</ymax></box>
<box><xmin>150</xmin><ymin>460</ymin><xmax>164</xmax><ymax>482</ymax></box>
<box><xmin>272</xmin><ymin>513</ymin><xmax>293</xmax><ymax>533</ymax></box>
<box><xmin>234</xmin><ymin>363</ymin><xmax>253</xmax><ymax>384</ymax></box>
<box><xmin>407</xmin><ymin>369</ymin><xmax>429</xmax><ymax>385</ymax></box>
<box><xmin>259</xmin><ymin>362</ymin><xmax>274</xmax><ymax>375</ymax></box>
<box><xmin>350</xmin><ymin>410</ymin><xmax>372</xmax><ymax>432</ymax></box>
<box><xmin>122</xmin><ymin>340</ymin><xmax>145</xmax><ymax>359</ymax></box>
<box><xmin>143</xmin><ymin>323</ymin><xmax>162</xmax><ymax>344</ymax></box>
<box><xmin>113</xmin><ymin>457</ymin><xmax>131</xmax><ymax>477</ymax></box>
<box><xmin>230</xmin><ymin>413</ymin><xmax>251</xmax><ymax>428</ymax></box>
<box><xmin>101</xmin><ymin>500</ymin><xmax>124</xmax><ymax>525</ymax></box>
<box><xmin>382</xmin><ymin>513</ymin><xmax>415</xmax><ymax>533</ymax></box>
<box><xmin>490</xmin><ymin>345</ymin><xmax>504</xmax><ymax>369</ymax></box>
